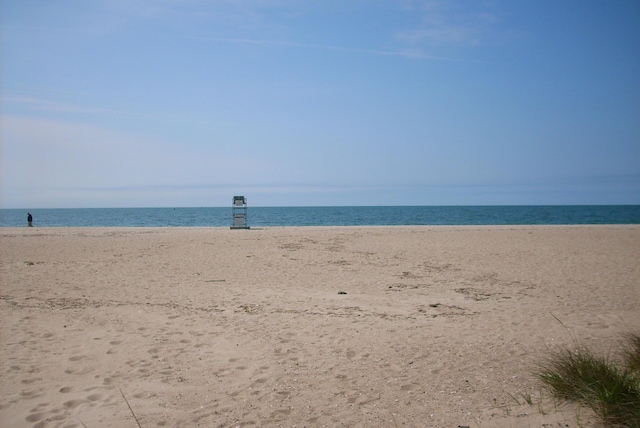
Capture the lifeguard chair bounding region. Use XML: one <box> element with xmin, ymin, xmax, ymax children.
<box><xmin>231</xmin><ymin>196</ymin><xmax>249</xmax><ymax>229</ymax></box>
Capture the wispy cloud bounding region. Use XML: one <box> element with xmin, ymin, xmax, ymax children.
<box><xmin>396</xmin><ymin>0</ymin><xmax>499</xmax><ymax>47</ymax></box>
<box><xmin>399</xmin><ymin>26</ymin><xmax>481</xmax><ymax>47</ymax></box>
<box><xmin>0</xmin><ymin>24</ymin><xmax>108</xmax><ymax>35</ymax></box>
<box><xmin>2</xmin><ymin>95</ymin><xmax>140</xmax><ymax>117</ymax></box>
<box><xmin>191</xmin><ymin>35</ymin><xmax>454</xmax><ymax>61</ymax></box>
<box><xmin>1</xmin><ymin>114</ymin><xmax>290</xmax><ymax>193</ymax></box>
<box><xmin>100</xmin><ymin>0</ymin><xmax>463</xmax><ymax>60</ymax></box>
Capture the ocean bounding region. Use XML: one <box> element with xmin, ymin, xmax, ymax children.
<box><xmin>1</xmin><ymin>206</ymin><xmax>639</xmax><ymax>227</ymax></box>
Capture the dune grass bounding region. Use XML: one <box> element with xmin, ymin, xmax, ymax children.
<box><xmin>621</xmin><ymin>333</ymin><xmax>640</xmax><ymax>373</ymax></box>
<box><xmin>537</xmin><ymin>332</ymin><xmax>640</xmax><ymax>427</ymax></box>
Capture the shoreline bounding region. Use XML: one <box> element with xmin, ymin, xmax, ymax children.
<box><xmin>2</xmin><ymin>226</ymin><xmax>638</xmax><ymax>427</ymax></box>
<box><xmin>2</xmin><ymin>223</ymin><xmax>639</xmax><ymax>230</ymax></box>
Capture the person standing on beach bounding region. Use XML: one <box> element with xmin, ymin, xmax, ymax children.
<box><xmin>27</xmin><ymin>213</ymin><xmax>33</xmax><ymax>227</ymax></box>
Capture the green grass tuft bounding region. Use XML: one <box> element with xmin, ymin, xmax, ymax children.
<box><xmin>537</xmin><ymin>332</ymin><xmax>640</xmax><ymax>427</ymax></box>
<box><xmin>621</xmin><ymin>333</ymin><xmax>640</xmax><ymax>373</ymax></box>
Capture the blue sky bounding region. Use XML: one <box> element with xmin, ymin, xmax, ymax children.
<box><xmin>1</xmin><ymin>0</ymin><xmax>639</xmax><ymax>208</ymax></box>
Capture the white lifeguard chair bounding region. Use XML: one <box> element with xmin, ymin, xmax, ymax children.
<box><xmin>231</xmin><ymin>196</ymin><xmax>249</xmax><ymax>229</ymax></box>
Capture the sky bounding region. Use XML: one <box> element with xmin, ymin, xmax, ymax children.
<box><xmin>1</xmin><ymin>0</ymin><xmax>639</xmax><ymax>208</ymax></box>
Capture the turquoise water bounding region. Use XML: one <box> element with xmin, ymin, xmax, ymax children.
<box><xmin>1</xmin><ymin>206</ymin><xmax>639</xmax><ymax>227</ymax></box>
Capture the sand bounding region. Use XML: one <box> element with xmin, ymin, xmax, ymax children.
<box><xmin>1</xmin><ymin>225</ymin><xmax>639</xmax><ymax>428</ymax></box>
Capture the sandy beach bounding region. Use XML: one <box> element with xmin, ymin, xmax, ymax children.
<box><xmin>1</xmin><ymin>226</ymin><xmax>639</xmax><ymax>427</ymax></box>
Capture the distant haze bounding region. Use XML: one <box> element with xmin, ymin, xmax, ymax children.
<box><xmin>1</xmin><ymin>1</ymin><xmax>639</xmax><ymax>208</ymax></box>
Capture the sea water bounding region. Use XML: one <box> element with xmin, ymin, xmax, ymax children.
<box><xmin>1</xmin><ymin>206</ymin><xmax>639</xmax><ymax>227</ymax></box>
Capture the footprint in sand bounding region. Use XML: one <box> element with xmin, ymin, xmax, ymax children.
<box><xmin>68</xmin><ymin>355</ymin><xmax>86</xmax><ymax>362</ymax></box>
<box><xmin>63</xmin><ymin>399</ymin><xmax>87</xmax><ymax>409</ymax></box>
<box><xmin>25</xmin><ymin>412</ymin><xmax>45</xmax><ymax>422</ymax></box>
<box><xmin>20</xmin><ymin>389</ymin><xmax>43</xmax><ymax>399</ymax></box>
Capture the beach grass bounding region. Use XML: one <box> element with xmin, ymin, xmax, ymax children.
<box><xmin>621</xmin><ymin>333</ymin><xmax>640</xmax><ymax>373</ymax></box>
<box><xmin>537</xmin><ymin>332</ymin><xmax>640</xmax><ymax>427</ymax></box>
